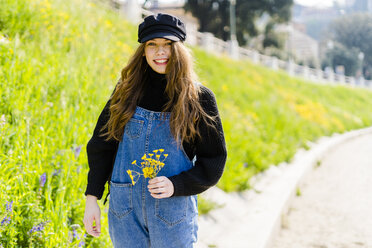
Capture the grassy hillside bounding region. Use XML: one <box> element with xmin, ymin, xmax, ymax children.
<box><xmin>195</xmin><ymin>50</ymin><xmax>372</xmax><ymax>191</ymax></box>
<box><xmin>1</xmin><ymin>0</ymin><xmax>372</xmax><ymax>246</ymax></box>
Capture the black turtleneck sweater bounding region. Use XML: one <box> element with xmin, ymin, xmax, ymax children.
<box><xmin>85</xmin><ymin>68</ymin><xmax>227</xmax><ymax>199</ymax></box>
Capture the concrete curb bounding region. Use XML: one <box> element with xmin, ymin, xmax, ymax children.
<box><xmin>196</xmin><ymin>126</ymin><xmax>372</xmax><ymax>248</ymax></box>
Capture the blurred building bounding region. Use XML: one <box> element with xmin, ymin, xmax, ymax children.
<box><xmin>292</xmin><ymin>3</ymin><xmax>342</xmax><ymax>41</ymax></box>
<box><xmin>351</xmin><ymin>0</ymin><xmax>372</xmax><ymax>12</ymax></box>
<box><xmin>277</xmin><ymin>23</ymin><xmax>320</xmax><ymax>68</ymax></box>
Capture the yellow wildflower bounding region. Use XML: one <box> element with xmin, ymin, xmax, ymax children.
<box><xmin>142</xmin><ymin>167</ymin><xmax>155</xmax><ymax>178</ymax></box>
<box><xmin>127</xmin><ymin>170</ymin><xmax>135</xmax><ymax>185</ymax></box>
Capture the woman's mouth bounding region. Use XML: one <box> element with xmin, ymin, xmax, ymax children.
<box><xmin>154</xmin><ymin>59</ymin><xmax>168</xmax><ymax>65</ymax></box>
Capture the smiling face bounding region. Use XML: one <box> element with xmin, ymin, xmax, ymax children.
<box><xmin>144</xmin><ymin>38</ymin><xmax>172</xmax><ymax>74</ymax></box>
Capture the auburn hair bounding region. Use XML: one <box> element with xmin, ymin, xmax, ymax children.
<box><xmin>101</xmin><ymin>41</ymin><xmax>216</xmax><ymax>144</ymax></box>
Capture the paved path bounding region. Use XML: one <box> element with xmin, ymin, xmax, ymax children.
<box><xmin>271</xmin><ymin>133</ymin><xmax>372</xmax><ymax>248</ymax></box>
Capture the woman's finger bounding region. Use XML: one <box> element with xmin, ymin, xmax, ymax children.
<box><xmin>149</xmin><ymin>187</ymin><xmax>165</xmax><ymax>193</ymax></box>
<box><xmin>95</xmin><ymin>214</ymin><xmax>101</xmax><ymax>234</ymax></box>
<box><xmin>150</xmin><ymin>186</ymin><xmax>172</xmax><ymax>197</ymax></box>
<box><xmin>151</xmin><ymin>192</ymin><xmax>169</xmax><ymax>198</ymax></box>
<box><xmin>83</xmin><ymin>218</ymin><xmax>93</xmax><ymax>233</ymax></box>
<box><xmin>148</xmin><ymin>177</ymin><xmax>162</xmax><ymax>184</ymax></box>
<box><xmin>148</xmin><ymin>182</ymin><xmax>165</xmax><ymax>189</ymax></box>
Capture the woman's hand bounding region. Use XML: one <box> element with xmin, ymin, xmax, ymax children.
<box><xmin>83</xmin><ymin>195</ymin><xmax>101</xmax><ymax>237</ymax></box>
<box><xmin>148</xmin><ymin>176</ymin><xmax>174</xmax><ymax>198</ymax></box>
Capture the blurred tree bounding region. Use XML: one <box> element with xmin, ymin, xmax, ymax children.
<box><xmin>262</xmin><ymin>21</ymin><xmax>284</xmax><ymax>49</ymax></box>
<box><xmin>184</xmin><ymin>0</ymin><xmax>293</xmax><ymax>46</ymax></box>
<box><xmin>328</xmin><ymin>13</ymin><xmax>372</xmax><ymax>78</ymax></box>
<box><xmin>323</xmin><ymin>43</ymin><xmax>361</xmax><ymax>76</ymax></box>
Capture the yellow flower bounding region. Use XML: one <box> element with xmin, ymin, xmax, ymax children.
<box><xmin>141</xmin><ymin>154</ymin><xmax>147</xmax><ymax>160</ymax></box>
<box><xmin>105</xmin><ymin>20</ymin><xmax>113</xmax><ymax>29</ymax></box>
<box><xmin>142</xmin><ymin>167</ymin><xmax>155</xmax><ymax>178</ymax></box>
<box><xmin>153</xmin><ymin>150</ymin><xmax>158</xmax><ymax>153</ymax></box>
<box><xmin>159</xmin><ymin>149</ymin><xmax>164</xmax><ymax>153</ymax></box>
<box><xmin>127</xmin><ymin>170</ymin><xmax>135</xmax><ymax>185</ymax></box>
<box><xmin>132</xmin><ymin>160</ymin><xmax>137</xmax><ymax>165</ymax></box>
<box><xmin>163</xmin><ymin>154</ymin><xmax>168</xmax><ymax>158</ymax></box>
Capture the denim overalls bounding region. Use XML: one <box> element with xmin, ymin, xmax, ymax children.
<box><xmin>108</xmin><ymin>106</ymin><xmax>198</xmax><ymax>248</ymax></box>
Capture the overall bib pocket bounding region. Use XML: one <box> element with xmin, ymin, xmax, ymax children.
<box><xmin>109</xmin><ymin>182</ymin><xmax>133</xmax><ymax>219</ymax></box>
<box><xmin>124</xmin><ymin>119</ymin><xmax>144</xmax><ymax>139</ymax></box>
<box><xmin>155</xmin><ymin>196</ymin><xmax>188</xmax><ymax>226</ymax></box>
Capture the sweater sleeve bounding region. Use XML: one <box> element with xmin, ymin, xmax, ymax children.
<box><xmin>85</xmin><ymin>99</ymin><xmax>119</xmax><ymax>200</ymax></box>
<box><xmin>168</xmin><ymin>86</ymin><xmax>227</xmax><ymax>196</ymax></box>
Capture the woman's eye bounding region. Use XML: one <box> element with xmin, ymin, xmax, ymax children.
<box><xmin>147</xmin><ymin>43</ymin><xmax>156</xmax><ymax>46</ymax></box>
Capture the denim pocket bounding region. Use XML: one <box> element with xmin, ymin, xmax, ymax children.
<box><xmin>124</xmin><ymin>119</ymin><xmax>144</xmax><ymax>139</ymax></box>
<box><xmin>109</xmin><ymin>182</ymin><xmax>133</xmax><ymax>219</ymax></box>
<box><xmin>155</xmin><ymin>196</ymin><xmax>188</xmax><ymax>226</ymax></box>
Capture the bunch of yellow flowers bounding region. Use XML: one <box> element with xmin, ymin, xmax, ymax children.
<box><xmin>126</xmin><ymin>149</ymin><xmax>168</xmax><ymax>185</ymax></box>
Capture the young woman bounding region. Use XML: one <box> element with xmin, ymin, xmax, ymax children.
<box><xmin>83</xmin><ymin>13</ymin><xmax>227</xmax><ymax>247</ymax></box>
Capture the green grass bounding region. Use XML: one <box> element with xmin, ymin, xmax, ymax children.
<box><xmin>197</xmin><ymin>196</ymin><xmax>223</xmax><ymax>216</ymax></box>
<box><xmin>1</xmin><ymin>0</ymin><xmax>372</xmax><ymax>246</ymax></box>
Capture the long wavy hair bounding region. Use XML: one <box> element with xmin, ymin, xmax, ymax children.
<box><xmin>101</xmin><ymin>41</ymin><xmax>216</xmax><ymax>144</ymax></box>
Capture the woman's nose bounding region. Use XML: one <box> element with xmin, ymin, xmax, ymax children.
<box><xmin>156</xmin><ymin>45</ymin><xmax>166</xmax><ymax>54</ymax></box>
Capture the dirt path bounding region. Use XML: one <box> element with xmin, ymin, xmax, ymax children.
<box><xmin>271</xmin><ymin>133</ymin><xmax>372</xmax><ymax>248</ymax></box>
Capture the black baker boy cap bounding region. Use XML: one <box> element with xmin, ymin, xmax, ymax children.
<box><xmin>138</xmin><ymin>13</ymin><xmax>186</xmax><ymax>43</ymax></box>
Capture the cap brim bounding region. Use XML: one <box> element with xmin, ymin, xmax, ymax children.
<box><xmin>139</xmin><ymin>32</ymin><xmax>180</xmax><ymax>43</ymax></box>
